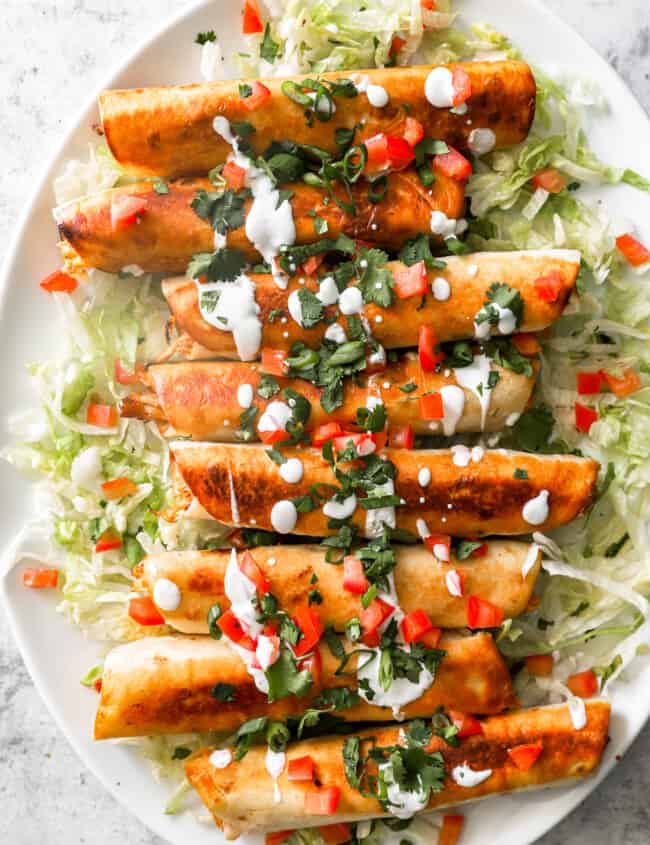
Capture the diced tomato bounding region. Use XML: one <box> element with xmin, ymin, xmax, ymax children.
<box><xmin>362</xmin><ymin>629</ymin><xmax>381</xmax><ymax>647</ymax></box>
<box><xmin>418</xmin><ymin>627</ymin><xmax>442</xmax><ymax>648</ymax></box>
<box><xmin>261</xmin><ymin>348</ymin><xmax>288</xmax><ymax>376</ymax></box>
<box><xmin>287</xmin><ymin>755</ymin><xmax>315</xmax><ymax>782</ymax></box>
<box><xmin>401</xmin><ymin>608</ymin><xmax>434</xmax><ymax>644</ymax></box>
<box><xmin>101</xmin><ymin>477</ymin><xmax>137</xmax><ymax>500</ymax></box>
<box><xmin>394</xmin><ymin>260</ymin><xmax>428</xmax><ymax>299</ymax></box>
<box><xmin>525</xmin><ymin>654</ymin><xmax>554</xmax><ymax>676</ymax></box>
<box><xmin>616</xmin><ymin>233</ymin><xmax>650</xmax><ymax>267</ymax></box>
<box><xmin>567</xmin><ymin>668</ymin><xmax>598</xmax><ymax>698</ymax></box>
<box><xmin>93</xmin><ymin>678</ymin><xmax>103</xmax><ymax>693</ymax></box>
<box><xmin>434</xmin><ymin>146</ymin><xmax>472</xmax><ymax>181</ymax></box>
<box><xmin>293</xmin><ymin>603</ymin><xmax>324</xmax><ymax>656</ymax></box>
<box><xmin>389</xmin><ymin>425</ymin><xmax>415</xmax><ymax>449</ymax></box>
<box><xmin>242</xmin><ymin>0</ymin><xmax>264</xmax><ymax>34</ymax></box>
<box><xmin>333</xmin><ymin>432</ymin><xmax>377</xmax><ymax>457</ymax></box>
<box><xmin>576</xmin><ymin>371</ymin><xmax>602</xmax><ymax>395</ymax></box>
<box><xmin>114</xmin><ymin>358</ymin><xmax>143</xmax><ymax>385</ymax></box>
<box><xmin>128</xmin><ymin>595</ymin><xmax>164</xmax><ymax>626</ymax></box>
<box><xmin>439</xmin><ymin>814</ymin><xmax>464</xmax><ymax>845</ymax></box>
<box><xmin>575</xmin><ymin>402</ymin><xmax>598</xmax><ymax>433</ymax></box>
<box><xmin>599</xmin><ymin>367</ymin><xmax>642</xmax><ymax>398</ymax></box>
<box><xmin>424</xmin><ymin>533</ymin><xmax>451</xmax><ymax>560</ymax></box>
<box><xmin>360</xmin><ymin>597</ymin><xmax>395</xmax><ymax>636</ymax></box>
<box><xmin>263</xmin><ymin>621</ymin><xmax>279</xmax><ymax>636</ymax></box>
<box><xmin>418</xmin><ymin>325</ymin><xmax>444</xmax><ymax>372</ymax></box>
<box><xmin>259</xmin><ymin>428</ymin><xmax>288</xmax><ymax>445</ymax></box>
<box><xmin>217</xmin><ymin>609</ymin><xmax>256</xmax><ymax>650</ymax></box>
<box><xmin>534</xmin><ymin>270</ymin><xmax>563</xmax><ymax>303</ymax></box>
<box><xmin>364</xmin><ymin>133</ymin><xmax>415</xmax><ymax>175</ymax></box>
<box><xmin>403</xmin><ymin>117</ymin><xmax>424</xmax><ymax>148</ymax></box>
<box><xmin>22</xmin><ymin>567</ymin><xmax>59</xmax><ymax>588</ymax></box>
<box><xmin>511</xmin><ymin>333</ymin><xmax>541</xmax><ymax>356</ymax></box>
<box><xmin>304</xmin><ymin>786</ymin><xmax>341</xmax><ymax>815</ymax></box>
<box><xmin>40</xmin><ymin>270</ymin><xmax>77</xmax><ymax>293</ymax></box>
<box><xmin>86</xmin><ymin>403</ymin><xmax>118</xmax><ymax>428</ymax></box>
<box><xmin>451</xmin><ymin>66</ymin><xmax>472</xmax><ymax>106</ymax></box>
<box><xmin>372</xmin><ymin>429</ymin><xmax>388</xmax><ymax>451</ymax></box>
<box><xmin>319</xmin><ymin>824</ymin><xmax>353</xmax><ymax>845</ymax></box>
<box><xmin>95</xmin><ymin>530</ymin><xmax>122</xmax><ymax>553</ymax></box>
<box><xmin>241</xmin><ymin>80</ymin><xmax>271</xmax><ymax>111</ymax></box>
<box><xmin>265</xmin><ymin>831</ymin><xmax>296</xmax><ymax>845</ymax></box>
<box><xmin>467</xmin><ymin>595</ymin><xmax>504</xmax><ymax>629</ymax></box>
<box><xmin>419</xmin><ymin>392</ymin><xmax>444</xmax><ymax>420</ymax></box>
<box><xmin>421</xmin><ymin>0</ymin><xmax>437</xmax><ymax>9</ymax></box>
<box><xmin>390</xmin><ymin>35</ymin><xmax>406</xmax><ymax>61</ymax></box>
<box><xmin>223</xmin><ymin>160</ymin><xmax>248</xmax><ymax>191</ymax></box>
<box><xmin>110</xmin><ymin>194</ymin><xmax>146</xmax><ymax>230</ymax></box>
<box><xmin>531</xmin><ymin>168</ymin><xmax>567</xmax><ymax>194</ymax></box>
<box><xmin>298</xmin><ymin>648</ymin><xmax>322</xmax><ymax>687</ymax></box>
<box><xmin>239</xmin><ymin>550</ymin><xmax>270</xmax><ymax>594</ymax></box>
<box><xmin>508</xmin><ymin>742</ymin><xmax>543</xmax><ymax>771</ymax></box>
<box><xmin>311</xmin><ymin>422</ymin><xmax>344</xmax><ymax>447</ymax></box>
<box><xmin>301</xmin><ymin>253</ymin><xmax>326</xmax><ymax>277</ymax></box>
<box><xmin>342</xmin><ymin>556</ymin><xmax>369</xmax><ymax>594</ymax></box>
<box><xmin>449</xmin><ymin>710</ymin><xmax>483</xmax><ymax>738</ymax></box>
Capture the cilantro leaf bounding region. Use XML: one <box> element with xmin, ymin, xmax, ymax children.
<box><xmin>195</xmin><ymin>30</ymin><xmax>216</xmax><ymax>45</ymax></box>
<box><xmin>258</xmin><ymin>374</ymin><xmax>280</xmax><ymax>399</ymax></box>
<box><xmin>454</xmin><ymin>539</ymin><xmax>483</xmax><ymax>560</ymax></box>
<box><xmin>343</xmin><ymin>736</ymin><xmax>361</xmax><ymax>788</ymax></box>
<box><xmin>485</xmin><ymin>283</ymin><xmax>524</xmax><ymax>328</ymax></box>
<box><xmin>484</xmin><ymin>337</ymin><xmax>534</xmax><ymax>377</ymax></box>
<box><xmin>355</xmin><ymin>248</ymin><xmax>394</xmax><ymax>307</ymax></box>
<box><xmin>265</xmin><ymin>648</ymin><xmax>313</xmax><ymax>702</ymax></box>
<box><xmin>191</xmin><ymin>188</ymin><xmax>250</xmax><ymax>235</ymax></box>
<box><xmin>260</xmin><ymin>23</ymin><xmax>280</xmax><ymax>63</ymax></box>
<box><xmin>152</xmin><ymin>177</ymin><xmax>169</xmax><ymax>195</ymax></box>
<box><xmin>398</xmin><ymin>234</ymin><xmax>447</xmax><ymax>270</ymax></box>
<box><xmin>188</xmin><ymin>248</ymin><xmax>247</xmax><ymax>283</ymax></box>
<box><xmin>211</xmin><ymin>682</ymin><xmax>237</xmax><ymax>702</ymax></box>
<box><xmin>297</xmin><ymin>288</ymin><xmax>324</xmax><ymax>328</ymax></box>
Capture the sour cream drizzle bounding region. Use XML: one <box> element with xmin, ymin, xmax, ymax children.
<box><xmin>522</xmin><ymin>490</ymin><xmax>550</xmax><ymax>526</ymax></box>
<box><xmin>453</xmin><ymin>355</ymin><xmax>494</xmax><ymax>430</ymax></box>
<box><xmin>451</xmin><ymin>763</ymin><xmax>493</xmax><ymax>788</ymax></box>
<box><xmin>440</xmin><ymin>385</ymin><xmax>465</xmax><ymax>436</ymax></box>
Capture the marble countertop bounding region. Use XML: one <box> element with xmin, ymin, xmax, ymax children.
<box><xmin>1</xmin><ymin>1</ymin><xmax>649</xmax><ymax>843</ymax></box>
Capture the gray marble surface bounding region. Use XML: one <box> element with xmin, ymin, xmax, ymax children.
<box><xmin>1</xmin><ymin>1</ymin><xmax>649</xmax><ymax>843</ymax></box>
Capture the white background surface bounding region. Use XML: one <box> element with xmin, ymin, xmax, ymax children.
<box><xmin>1</xmin><ymin>1</ymin><xmax>649</xmax><ymax>843</ymax></box>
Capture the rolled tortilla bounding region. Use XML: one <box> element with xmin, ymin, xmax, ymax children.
<box><xmin>55</xmin><ymin>167</ymin><xmax>464</xmax><ymax>274</ymax></box>
<box><xmin>134</xmin><ymin>541</ymin><xmax>541</xmax><ymax>634</ymax></box>
<box><xmin>162</xmin><ymin>249</ymin><xmax>580</xmax><ymax>359</ymax></box>
<box><xmin>169</xmin><ymin>442</ymin><xmax>599</xmax><ymax>537</ymax></box>
<box><xmin>94</xmin><ymin>631</ymin><xmax>515</xmax><ymax>739</ymax></box>
<box><xmin>185</xmin><ymin>701</ymin><xmax>610</xmax><ymax>836</ymax></box>
<box><xmin>120</xmin><ymin>353</ymin><xmax>538</xmax><ymax>440</ymax></box>
<box><xmin>99</xmin><ymin>62</ymin><xmax>536</xmax><ymax>178</ymax></box>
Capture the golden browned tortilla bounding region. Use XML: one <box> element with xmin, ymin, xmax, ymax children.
<box><xmin>99</xmin><ymin>61</ymin><xmax>536</xmax><ymax>177</ymax></box>
<box><xmin>185</xmin><ymin>701</ymin><xmax>610</xmax><ymax>836</ymax></box>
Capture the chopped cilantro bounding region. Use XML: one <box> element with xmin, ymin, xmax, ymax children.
<box><xmin>152</xmin><ymin>177</ymin><xmax>169</xmax><ymax>195</ymax></box>
<box><xmin>260</xmin><ymin>23</ymin><xmax>280</xmax><ymax>63</ymax></box>
<box><xmin>191</xmin><ymin>187</ymin><xmax>250</xmax><ymax>235</ymax></box>
<box><xmin>399</xmin><ymin>382</ymin><xmax>417</xmax><ymax>393</ymax></box>
<box><xmin>188</xmin><ymin>248</ymin><xmax>247</xmax><ymax>283</ymax></box>
<box><xmin>257</xmin><ymin>374</ymin><xmax>280</xmax><ymax>399</ymax></box>
<box><xmin>211</xmin><ymin>682</ymin><xmax>236</xmax><ymax>702</ymax></box>
<box><xmin>195</xmin><ymin>30</ymin><xmax>216</xmax><ymax>45</ymax></box>
<box><xmin>296</xmin><ymin>288</ymin><xmax>324</xmax><ymax>328</ymax></box>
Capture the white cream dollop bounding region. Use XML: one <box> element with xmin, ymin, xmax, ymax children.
<box><xmin>432</xmin><ymin>277</ymin><xmax>451</xmax><ymax>301</ymax></box>
<box><xmin>209</xmin><ymin>749</ymin><xmax>233</xmax><ymax>769</ymax></box>
<box><xmin>468</xmin><ymin>128</ymin><xmax>496</xmax><ymax>155</ymax></box>
<box><xmin>451</xmin><ymin>764</ymin><xmax>493</xmax><ymax>788</ymax></box>
<box><xmin>153</xmin><ymin>578</ymin><xmax>182</xmax><ymax>612</ymax></box>
<box><xmin>440</xmin><ymin>385</ymin><xmax>466</xmax><ymax>436</ymax></box>
<box><xmin>224</xmin><ymin>548</ymin><xmax>261</xmax><ymax>635</ymax></box>
<box><xmin>424</xmin><ymin>67</ymin><xmax>455</xmax><ymax>108</ymax></box>
<box><xmin>279</xmin><ymin>457</ymin><xmax>303</xmax><ymax>484</ymax></box>
<box><xmin>317</xmin><ymin>276</ymin><xmax>340</xmax><ymax>306</ymax></box>
<box><xmin>258</xmin><ymin>400</ymin><xmax>292</xmax><ymax>434</ymax></box>
<box><xmin>270</xmin><ymin>500</ymin><xmax>298</xmax><ymax>534</ymax></box>
<box><xmin>568</xmin><ymin>697</ymin><xmax>587</xmax><ymax>730</ymax></box>
<box><xmin>237</xmin><ymin>383</ymin><xmax>254</xmax><ymax>409</ymax></box>
<box><xmin>453</xmin><ymin>355</ymin><xmax>494</xmax><ymax>430</ymax></box>
<box><xmin>323</xmin><ymin>493</ymin><xmax>357</xmax><ymax>520</ymax></box>
<box><xmin>339</xmin><ymin>287</ymin><xmax>364</xmax><ymax>315</ymax></box>
<box><xmin>365</xmin><ymin>479</ymin><xmax>396</xmax><ymax>538</ymax></box>
<box><xmin>418</xmin><ymin>467</ymin><xmax>431</xmax><ymax>487</ymax></box>
<box><xmin>325</xmin><ymin>322</ymin><xmax>347</xmax><ymax>344</ymax></box>
<box><xmin>197</xmin><ymin>275</ymin><xmax>262</xmax><ymax>361</ymax></box>
<box><xmin>379</xmin><ymin>762</ymin><xmax>429</xmax><ymax>819</ymax></box>
<box><xmin>522</xmin><ymin>490</ymin><xmax>550</xmax><ymax>526</ymax></box>
<box><xmin>367</xmin><ymin>84</ymin><xmax>389</xmax><ymax>108</ymax></box>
